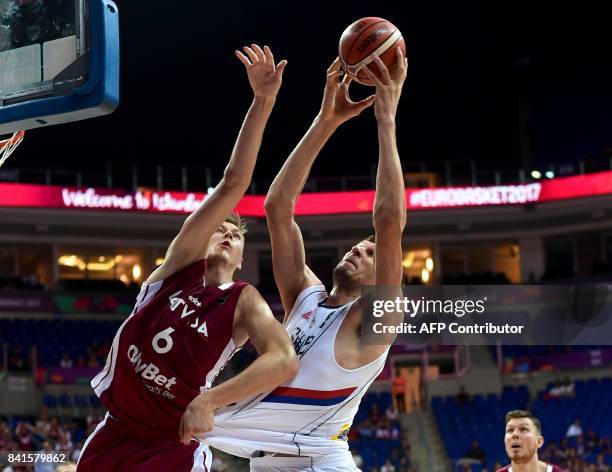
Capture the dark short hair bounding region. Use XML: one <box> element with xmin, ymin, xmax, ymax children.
<box><xmin>366</xmin><ymin>234</ymin><xmax>375</xmax><ymax>243</ymax></box>
<box><xmin>505</xmin><ymin>410</ymin><xmax>542</xmax><ymax>434</ymax></box>
<box><xmin>225</xmin><ymin>212</ymin><xmax>247</xmax><ymax>236</ymax></box>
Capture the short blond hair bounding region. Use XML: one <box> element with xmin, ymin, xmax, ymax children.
<box><xmin>505</xmin><ymin>410</ymin><xmax>542</xmax><ymax>434</ymax></box>
<box><xmin>225</xmin><ymin>212</ymin><xmax>247</xmax><ymax>236</ymax></box>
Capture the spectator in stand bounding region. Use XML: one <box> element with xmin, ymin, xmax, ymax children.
<box><xmin>20</xmin><ymin>273</ymin><xmax>41</xmax><ymax>290</ymax></box>
<box><xmin>33</xmin><ymin>408</ymin><xmax>50</xmax><ymax>448</ymax></box>
<box><xmin>594</xmin><ymin>453</ymin><xmax>609</xmax><ymax>471</ymax></box>
<box><xmin>375</xmin><ymin>419</ymin><xmax>391</xmax><ymax>440</ymax></box>
<box><xmin>566</xmin><ymin>419</ymin><xmax>583</xmax><ymax>438</ymax></box>
<box><xmin>381</xmin><ymin>459</ymin><xmax>396</xmax><ymax>472</ymax></box>
<box><xmin>397</xmin><ymin>456</ymin><xmax>411</xmax><ymax>472</ymax></box>
<box><xmin>392</xmin><ymin>368</ymin><xmax>406</xmax><ymax>412</ymax></box>
<box><xmin>358</xmin><ymin>419</ymin><xmax>374</xmax><ymax>438</ymax></box>
<box><xmin>369</xmin><ymin>403</ymin><xmax>382</xmax><ymax>426</ymax></box>
<box><xmin>386</xmin><ymin>402</ymin><xmax>399</xmax><ymax>421</ymax></box>
<box><xmin>544</xmin><ymin>379</ymin><xmax>563</xmax><ymax>401</ymax></box>
<box><xmin>86</xmin><ymin>353</ymin><xmax>100</xmax><ymax>368</ymax></box>
<box><xmin>558</xmin><ymin>437</ymin><xmax>570</xmax><ymax>457</ymax></box>
<box><xmin>546</xmin><ymin>377</ymin><xmax>576</xmax><ymax>401</ymax></box>
<box><xmin>8</xmin><ymin>344</ymin><xmax>27</xmax><ymax>372</ymax></box>
<box><xmin>56</xmin><ymin>463</ymin><xmax>77</xmax><ymax>472</ymax></box>
<box><xmin>402</xmin><ymin>438</ymin><xmax>411</xmax><ymax>455</ymax></box>
<box><xmin>390</xmin><ymin>420</ymin><xmax>401</xmax><ymax>440</ymax></box>
<box><xmin>86</xmin><ymin>411</ymin><xmax>102</xmax><ymax>436</ymax></box>
<box><xmin>14</xmin><ymin>421</ymin><xmax>33</xmax><ymax>451</ymax></box>
<box><xmin>60</xmin><ymin>352</ymin><xmax>73</xmax><ymax>369</ymax></box>
<box><xmin>586</xmin><ymin>430</ymin><xmax>598</xmax><ymax>450</ymax></box>
<box><xmin>55</xmin><ymin>421</ymin><xmax>73</xmax><ymax>455</ymax></box>
<box><xmin>351</xmin><ymin>450</ymin><xmax>364</xmax><ymax>469</ymax></box>
<box><xmin>72</xmin><ymin>440</ymin><xmax>84</xmax><ymax>463</ymax></box>
<box><xmin>45</xmin><ymin>417</ymin><xmax>64</xmax><ymax>443</ymax></box>
<box><xmin>98</xmin><ymin>338</ymin><xmax>111</xmax><ymax>358</ymax></box>
<box><xmin>35</xmin><ymin>441</ymin><xmax>56</xmax><ymax>472</ymax></box>
<box><xmin>75</xmin><ymin>355</ymin><xmax>86</xmax><ymax>368</ymax></box>
<box><xmin>562</xmin><ymin>377</ymin><xmax>575</xmax><ymax>397</ymax></box>
<box><xmin>566</xmin><ymin>447</ymin><xmax>577</xmax><ymax>465</ymax></box>
<box><xmin>456</xmin><ymin>385</ymin><xmax>470</xmax><ymax>405</ymax></box>
<box><xmin>0</xmin><ymin>419</ymin><xmax>12</xmax><ymax>450</ymax></box>
<box><xmin>576</xmin><ymin>435</ymin><xmax>586</xmax><ymax>457</ymax></box>
<box><xmin>463</xmin><ymin>439</ymin><xmax>487</xmax><ymax>465</ymax></box>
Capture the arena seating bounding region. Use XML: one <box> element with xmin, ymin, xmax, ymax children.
<box><xmin>432</xmin><ymin>385</ymin><xmax>529</xmax><ymax>466</ymax></box>
<box><xmin>433</xmin><ymin>379</ymin><xmax>612</xmax><ymax>469</ymax></box>
<box><xmin>0</xmin><ymin>318</ymin><xmax>122</xmax><ymax>367</ymax></box>
<box><xmin>532</xmin><ymin>378</ymin><xmax>612</xmax><ymax>443</ymax></box>
<box><xmin>349</xmin><ymin>391</ymin><xmax>408</xmax><ymax>471</ymax></box>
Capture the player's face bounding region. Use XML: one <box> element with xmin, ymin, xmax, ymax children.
<box><xmin>207</xmin><ymin>222</ymin><xmax>245</xmax><ymax>270</ymax></box>
<box><xmin>504</xmin><ymin>418</ymin><xmax>544</xmax><ymax>464</ymax></box>
<box><xmin>335</xmin><ymin>240</ymin><xmax>376</xmax><ymax>285</ymax></box>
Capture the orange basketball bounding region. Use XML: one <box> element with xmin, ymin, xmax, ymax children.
<box><xmin>339</xmin><ymin>17</ymin><xmax>406</xmax><ymax>86</ymax></box>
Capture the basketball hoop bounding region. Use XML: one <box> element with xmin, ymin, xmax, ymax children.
<box><xmin>0</xmin><ymin>130</ymin><xmax>25</xmax><ymax>168</ymax></box>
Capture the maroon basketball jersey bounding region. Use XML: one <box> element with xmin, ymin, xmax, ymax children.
<box><xmin>91</xmin><ymin>259</ymin><xmax>248</xmax><ymax>438</ymax></box>
<box><xmin>496</xmin><ymin>464</ymin><xmax>565</xmax><ymax>472</ymax></box>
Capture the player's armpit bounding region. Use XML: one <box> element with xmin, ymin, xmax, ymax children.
<box><xmin>233</xmin><ymin>286</ymin><xmax>297</xmax><ymax>361</ymax></box>
<box><xmin>265</xmin><ymin>211</ymin><xmax>322</xmax><ymax>316</ymax></box>
<box><xmin>200</xmin><ymin>286</ymin><xmax>298</xmax><ymax>406</ymax></box>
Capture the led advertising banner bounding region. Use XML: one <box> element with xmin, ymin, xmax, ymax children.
<box><xmin>0</xmin><ymin>171</ymin><xmax>611</xmax><ymax>216</ymax></box>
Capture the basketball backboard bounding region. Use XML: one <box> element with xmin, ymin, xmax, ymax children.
<box><xmin>0</xmin><ymin>0</ymin><xmax>119</xmax><ymax>134</ymax></box>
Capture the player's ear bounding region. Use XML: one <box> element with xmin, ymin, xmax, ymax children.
<box><xmin>536</xmin><ymin>435</ymin><xmax>544</xmax><ymax>449</ymax></box>
<box><xmin>237</xmin><ymin>257</ymin><xmax>243</xmax><ymax>271</ymax></box>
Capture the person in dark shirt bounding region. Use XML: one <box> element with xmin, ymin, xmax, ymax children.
<box><xmin>465</xmin><ymin>439</ymin><xmax>487</xmax><ymax>464</ymax></box>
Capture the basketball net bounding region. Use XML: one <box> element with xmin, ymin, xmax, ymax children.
<box><xmin>0</xmin><ymin>130</ymin><xmax>25</xmax><ymax>168</ymax></box>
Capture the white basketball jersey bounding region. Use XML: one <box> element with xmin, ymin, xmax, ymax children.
<box><xmin>201</xmin><ymin>285</ymin><xmax>389</xmax><ymax>458</ymax></box>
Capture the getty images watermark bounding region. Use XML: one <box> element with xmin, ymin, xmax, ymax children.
<box><xmin>361</xmin><ymin>285</ymin><xmax>612</xmax><ymax>346</ymax></box>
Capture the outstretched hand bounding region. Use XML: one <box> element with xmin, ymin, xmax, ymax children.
<box><xmin>362</xmin><ymin>47</ymin><xmax>408</xmax><ymax>123</ymax></box>
<box><xmin>318</xmin><ymin>58</ymin><xmax>375</xmax><ymax>127</ymax></box>
<box><xmin>236</xmin><ymin>44</ymin><xmax>287</xmax><ymax>99</ymax></box>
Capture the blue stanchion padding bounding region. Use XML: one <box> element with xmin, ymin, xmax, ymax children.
<box><xmin>0</xmin><ymin>0</ymin><xmax>119</xmax><ymax>134</ymax></box>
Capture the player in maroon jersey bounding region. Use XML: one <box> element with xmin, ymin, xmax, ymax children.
<box><xmin>76</xmin><ymin>44</ymin><xmax>298</xmax><ymax>472</ymax></box>
<box><xmin>497</xmin><ymin>410</ymin><xmax>566</xmax><ymax>472</ymax></box>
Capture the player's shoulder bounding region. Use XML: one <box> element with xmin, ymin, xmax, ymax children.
<box><xmin>235</xmin><ymin>284</ymin><xmax>267</xmax><ymax>312</ymax></box>
<box><xmin>235</xmin><ymin>283</ymin><xmax>259</xmax><ymax>298</ymax></box>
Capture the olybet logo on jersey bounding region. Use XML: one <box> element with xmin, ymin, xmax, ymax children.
<box><xmin>127</xmin><ymin>344</ymin><xmax>177</xmax><ymax>399</ymax></box>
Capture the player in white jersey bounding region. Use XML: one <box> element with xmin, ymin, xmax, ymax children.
<box><xmin>200</xmin><ymin>50</ymin><xmax>408</xmax><ymax>471</ymax></box>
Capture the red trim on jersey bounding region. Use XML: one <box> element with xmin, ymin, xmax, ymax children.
<box><xmin>268</xmin><ymin>386</ymin><xmax>357</xmax><ymax>399</ymax></box>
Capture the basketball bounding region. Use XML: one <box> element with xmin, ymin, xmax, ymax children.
<box><xmin>339</xmin><ymin>17</ymin><xmax>406</xmax><ymax>86</ymax></box>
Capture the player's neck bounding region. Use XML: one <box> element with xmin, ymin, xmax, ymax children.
<box><xmin>204</xmin><ymin>264</ymin><xmax>234</xmax><ymax>287</ymax></box>
<box><xmin>328</xmin><ymin>285</ymin><xmax>359</xmax><ymax>306</ymax></box>
<box><xmin>510</xmin><ymin>457</ymin><xmax>545</xmax><ymax>472</ymax></box>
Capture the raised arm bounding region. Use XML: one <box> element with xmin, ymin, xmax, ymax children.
<box><xmin>264</xmin><ymin>58</ymin><xmax>375</xmax><ymax>315</ymax></box>
<box><xmin>368</xmin><ymin>50</ymin><xmax>408</xmax><ymax>286</ymax></box>
<box><xmin>178</xmin><ymin>285</ymin><xmax>298</xmax><ymax>444</ymax></box>
<box><xmin>147</xmin><ymin>45</ymin><xmax>287</xmax><ymax>285</ymax></box>
<box><xmin>358</xmin><ymin>49</ymin><xmax>408</xmax><ymax>350</ymax></box>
